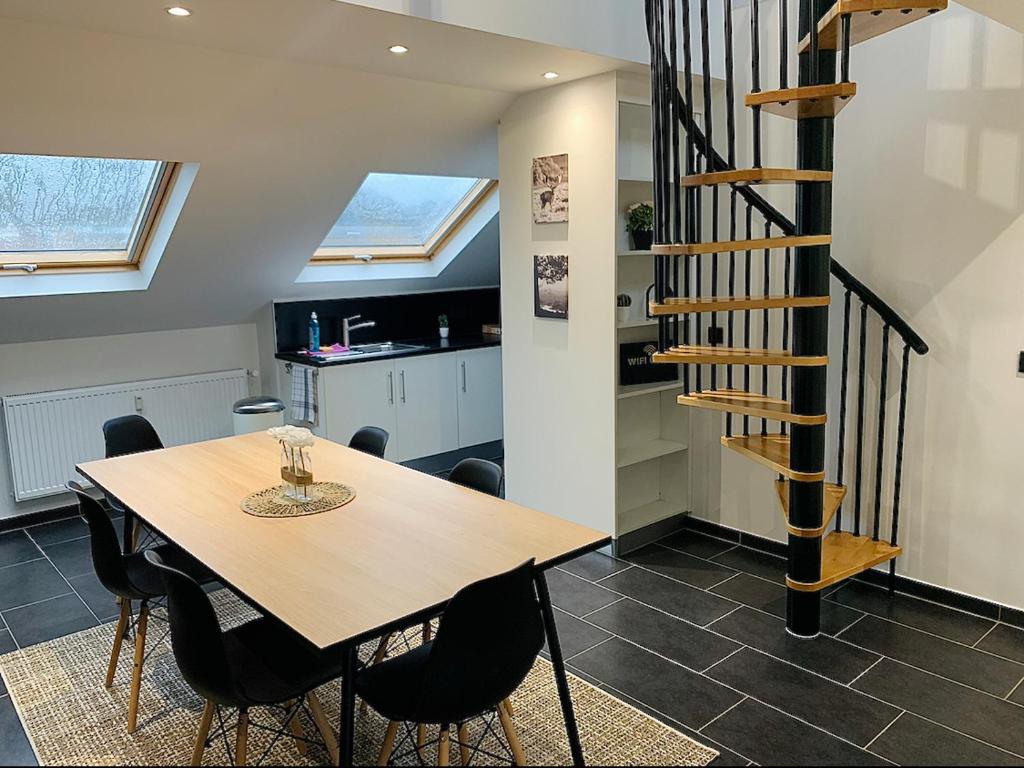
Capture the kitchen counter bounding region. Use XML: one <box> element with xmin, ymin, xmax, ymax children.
<box><xmin>275</xmin><ymin>334</ymin><xmax>501</xmax><ymax>368</ymax></box>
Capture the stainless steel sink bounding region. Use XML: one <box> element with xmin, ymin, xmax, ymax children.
<box><xmin>314</xmin><ymin>342</ymin><xmax>426</xmax><ymax>361</ymax></box>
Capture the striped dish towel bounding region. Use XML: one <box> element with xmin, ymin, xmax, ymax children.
<box><xmin>290</xmin><ymin>367</ymin><xmax>318</xmax><ymax>425</ymax></box>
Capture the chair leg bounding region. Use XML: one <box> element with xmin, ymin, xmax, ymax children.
<box><xmin>502</xmin><ymin>697</ymin><xmax>514</xmax><ymax>718</ymax></box>
<box><xmin>126</xmin><ymin>602</ymin><xmax>149</xmax><ymax>733</ymax></box>
<box><xmin>191</xmin><ymin>700</ymin><xmax>216</xmax><ymax>766</ymax></box>
<box><xmin>457</xmin><ymin>723</ymin><xmax>470</xmax><ymax>766</ymax></box>
<box><xmin>288</xmin><ymin>700</ymin><xmax>308</xmax><ymax>756</ymax></box>
<box><xmin>422</xmin><ymin>622</ymin><xmax>433</xmax><ymax>644</ymax></box>
<box><xmin>307</xmin><ymin>692</ymin><xmax>339</xmax><ymax>766</ymax></box>
<box><xmin>105</xmin><ymin>600</ymin><xmax>131</xmax><ymax>688</ymax></box>
<box><xmin>377</xmin><ymin>721</ymin><xmax>400</xmax><ymax>766</ymax></box>
<box><xmin>497</xmin><ymin>702</ymin><xmax>527</xmax><ymax>767</ymax></box>
<box><xmin>438</xmin><ymin>724</ymin><xmax>451</xmax><ymax>767</ymax></box>
<box><xmin>416</xmin><ymin>723</ymin><xmax>427</xmax><ymax>761</ymax></box>
<box><xmin>235</xmin><ymin>708</ymin><xmax>249</xmax><ymax>767</ymax></box>
<box><xmin>361</xmin><ymin>632</ymin><xmax>395</xmax><ymax>714</ymax></box>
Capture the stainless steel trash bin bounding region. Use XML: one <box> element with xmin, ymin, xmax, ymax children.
<box><xmin>233</xmin><ymin>395</ymin><xmax>286</xmax><ymax>435</ymax></box>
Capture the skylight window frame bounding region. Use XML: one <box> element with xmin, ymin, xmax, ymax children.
<box><xmin>312</xmin><ymin>178</ymin><xmax>497</xmax><ymax>265</ymax></box>
<box><xmin>0</xmin><ymin>159</ymin><xmax>181</xmax><ymax>275</ymax></box>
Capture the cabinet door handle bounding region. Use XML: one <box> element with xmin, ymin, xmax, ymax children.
<box><xmin>400</xmin><ymin>370</ymin><xmax>407</xmax><ymax>403</ymax></box>
<box><xmin>387</xmin><ymin>371</ymin><xmax>394</xmax><ymax>405</ymax></box>
<box><xmin>461</xmin><ymin>361</ymin><xmax>467</xmax><ymax>393</ymax></box>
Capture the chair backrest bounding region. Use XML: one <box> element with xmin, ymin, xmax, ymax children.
<box><xmin>66</xmin><ymin>482</ymin><xmax>136</xmax><ymax>598</ymax></box>
<box><xmin>103</xmin><ymin>415</ymin><xmax>164</xmax><ymax>459</ymax></box>
<box><xmin>448</xmin><ymin>458</ymin><xmax>503</xmax><ymax>498</ymax></box>
<box><xmin>144</xmin><ymin>550</ymin><xmax>238</xmax><ymax>706</ymax></box>
<box><xmin>349</xmin><ymin>426</ymin><xmax>389</xmax><ymax>458</ymax></box>
<box><xmin>417</xmin><ymin>560</ymin><xmax>544</xmax><ymax>724</ymax></box>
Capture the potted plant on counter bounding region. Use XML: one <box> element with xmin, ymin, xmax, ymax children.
<box><xmin>438</xmin><ymin>314</ymin><xmax>450</xmax><ymax>339</ymax></box>
<box><xmin>626</xmin><ymin>201</ymin><xmax>654</xmax><ymax>251</ymax></box>
<box><xmin>616</xmin><ymin>294</ymin><xmax>633</xmax><ymax>325</ymax></box>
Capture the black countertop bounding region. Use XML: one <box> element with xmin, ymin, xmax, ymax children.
<box><xmin>275</xmin><ymin>335</ymin><xmax>501</xmax><ymax>369</ymax></box>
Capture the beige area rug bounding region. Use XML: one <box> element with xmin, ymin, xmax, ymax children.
<box><xmin>0</xmin><ymin>591</ymin><xmax>718</xmax><ymax>766</ymax></box>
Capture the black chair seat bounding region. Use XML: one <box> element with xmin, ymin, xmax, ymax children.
<box><xmin>122</xmin><ymin>544</ymin><xmax>215</xmax><ymax>600</ymax></box>
<box><xmin>355</xmin><ymin>642</ymin><xmax>433</xmax><ymax>722</ymax></box>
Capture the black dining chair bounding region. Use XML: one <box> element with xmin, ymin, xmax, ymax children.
<box><xmin>102</xmin><ymin>415</ymin><xmax>165</xmax><ymax>551</ymax></box>
<box><xmin>448</xmin><ymin>458</ymin><xmax>504</xmax><ymax>498</ymax></box>
<box><xmin>66</xmin><ymin>481</ymin><xmax>215</xmax><ymax>733</ymax></box>
<box><xmin>349</xmin><ymin>426</ymin><xmax>390</xmax><ymax>458</ymax></box>
<box><xmin>145</xmin><ymin>550</ymin><xmax>345</xmax><ymax>766</ymax></box>
<box><xmin>358</xmin><ymin>560</ymin><xmax>543</xmax><ymax>767</ymax></box>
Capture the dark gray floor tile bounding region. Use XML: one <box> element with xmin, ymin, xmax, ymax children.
<box><xmin>828</xmin><ymin>581</ymin><xmax>997</xmax><ymax>645</ymax></box>
<box><xmin>600</xmin><ymin>566</ymin><xmax>739</xmax><ymax>626</ymax></box>
<box><xmin>0</xmin><ymin>559</ymin><xmax>71</xmax><ymax>611</ymax></box>
<box><xmin>570</xmin><ymin>638</ymin><xmax>742</xmax><ymax>730</ymax></box>
<box><xmin>543</xmin><ymin>569</ymin><xmax>620</xmax><ymax>618</ymax></box>
<box><xmin>587</xmin><ymin>598</ymin><xmax>741</xmax><ymax>672</ymax></box>
<box><xmin>68</xmin><ymin>571</ymin><xmax>121</xmax><ymax>622</ymax></box>
<box><xmin>0</xmin><ymin>630</ymin><xmax>14</xmax><ymax>654</ymax></box>
<box><xmin>978</xmin><ymin>624</ymin><xmax>1024</xmax><ymax>665</ymax></box>
<box><xmin>544</xmin><ymin>607</ymin><xmax>612</xmax><ymax>660</ymax></box>
<box><xmin>842</xmin><ymin>615</ymin><xmax>1024</xmax><ymax>696</ymax></box>
<box><xmin>40</xmin><ymin>537</ymin><xmax>94</xmax><ymax>580</ymax></box>
<box><xmin>25</xmin><ymin>516</ymin><xmax>88</xmax><ymax>547</ymax></box>
<box><xmin>625</xmin><ymin>544</ymin><xmax>737</xmax><ymax>589</ymax></box>
<box><xmin>701</xmin><ymin>698</ymin><xmax>888</xmax><ymax>766</ymax></box>
<box><xmin>3</xmin><ymin>594</ymin><xmax>97</xmax><ymax>648</ymax></box>
<box><xmin>709</xmin><ymin>607</ymin><xmax>879</xmax><ymax>684</ymax></box>
<box><xmin>710</xmin><ymin>546</ymin><xmax>788</xmax><ymax>584</ymax></box>
<box><xmin>868</xmin><ymin>713</ymin><xmax>1024</xmax><ymax>766</ymax></box>
<box><xmin>558</xmin><ymin>551</ymin><xmax>630</xmax><ymax>582</ymax></box>
<box><xmin>706</xmin><ymin>647</ymin><xmax>900</xmax><ymax>747</ymax></box>
<box><xmin>711</xmin><ymin>573</ymin><xmax>864</xmax><ymax>636</ymax></box>
<box><xmin>0</xmin><ymin>532</ymin><xmax>41</xmax><ymax>569</ymax></box>
<box><xmin>658</xmin><ymin>529</ymin><xmax>737</xmax><ymax>560</ymax></box>
<box><xmin>853</xmin><ymin>658</ymin><xmax>1024</xmax><ymax>758</ymax></box>
<box><xmin>0</xmin><ymin>695</ymin><xmax>37</xmax><ymax>766</ymax></box>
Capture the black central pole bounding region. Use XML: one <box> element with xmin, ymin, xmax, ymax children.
<box><xmin>787</xmin><ymin>0</ymin><xmax>833</xmax><ymax>638</ymax></box>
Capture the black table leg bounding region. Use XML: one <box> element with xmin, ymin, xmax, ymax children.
<box><xmin>535</xmin><ymin>569</ymin><xmax>585</xmax><ymax>767</ymax></box>
<box><xmin>339</xmin><ymin>644</ymin><xmax>358</xmax><ymax>767</ymax></box>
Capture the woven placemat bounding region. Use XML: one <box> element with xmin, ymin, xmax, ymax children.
<box><xmin>241</xmin><ymin>482</ymin><xmax>356</xmax><ymax>518</ymax></box>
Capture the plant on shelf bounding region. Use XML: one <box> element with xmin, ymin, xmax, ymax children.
<box><xmin>616</xmin><ymin>293</ymin><xmax>633</xmax><ymax>324</ymax></box>
<box><xmin>438</xmin><ymin>314</ymin><xmax>450</xmax><ymax>339</ymax></box>
<box><xmin>625</xmin><ymin>201</ymin><xmax>654</xmax><ymax>251</ymax></box>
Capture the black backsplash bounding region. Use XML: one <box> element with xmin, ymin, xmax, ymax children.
<box><xmin>274</xmin><ymin>288</ymin><xmax>501</xmax><ymax>352</ymax></box>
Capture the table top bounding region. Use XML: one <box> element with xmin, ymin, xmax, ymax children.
<box><xmin>77</xmin><ymin>433</ymin><xmax>608</xmax><ymax>649</ymax></box>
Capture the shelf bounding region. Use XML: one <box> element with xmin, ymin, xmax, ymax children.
<box><xmin>618</xmin><ymin>499</ymin><xmax>686</xmax><ymax>536</ymax></box>
<box><xmin>617</xmin><ymin>381</ymin><xmax>684</xmax><ymax>400</ymax></box>
<box><xmin>617</xmin><ymin>318</ymin><xmax>657</xmax><ymax>330</ymax></box>
<box><xmin>618</xmin><ymin>250</ymin><xmax>654</xmax><ymax>257</ymax></box>
<box><xmin>617</xmin><ymin>438</ymin><xmax>688</xmax><ymax>469</ymax></box>
<box><xmin>618</xmin><ymin>177</ymin><xmax>654</xmax><ymax>184</ymax></box>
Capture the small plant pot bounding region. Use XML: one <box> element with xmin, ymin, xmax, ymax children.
<box><xmin>631</xmin><ymin>230</ymin><xmax>654</xmax><ymax>252</ymax></box>
<box><xmin>616</xmin><ymin>307</ymin><xmax>631</xmax><ymax>325</ymax></box>
<box><xmin>439</xmin><ymin>327</ymin><xmax>450</xmax><ymax>339</ymax></box>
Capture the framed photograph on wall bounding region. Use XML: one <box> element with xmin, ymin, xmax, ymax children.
<box><xmin>532</xmin><ymin>154</ymin><xmax>569</xmax><ymax>223</ymax></box>
<box><xmin>534</xmin><ymin>254</ymin><xmax>569</xmax><ymax>319</ymax></box>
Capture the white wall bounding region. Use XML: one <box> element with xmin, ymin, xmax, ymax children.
<box><xmin>498</xmin><ymin>73</ymin><xmax>619</xmax><ymax>535</ymax></box>
<box><xmin>0</xmin><ymin>325</ymin><xmax>260</xmax><ymax>520</ymax></box>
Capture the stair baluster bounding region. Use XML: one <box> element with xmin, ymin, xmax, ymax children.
<box><xmin>872</xmin><ymin>324</ymin><xmax>891</xmax><ymax>542</ymax></box>
<box><xmin>853</xmin><ymin>301</ymin><xmax>869</xmax><ymax>536</ymax></box>
<box><xmin>835</xmin><ymin>289</ymin><xmax>853</xmax><ymax>532</ymax></box>
<box><xmin>890</xmin><ymin>344</ymin><xmax>912</xmax><ymax>594</ymax></box>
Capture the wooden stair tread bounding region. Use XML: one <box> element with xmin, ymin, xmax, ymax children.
<box><xmin>653</xmin><ymin>234</ymin><xmax>831</xmax><ymax>256</ymax></box>
<box><xmin>775</xmin><ymin>479</ymin><xmax>847</xmax><ymax>537</ymax></box>
<box><xmin>653</xmin><ymin>346</ymin><xmax>828</xmax><ymax>367</ymax></box>
<box><xmin>650</xmin><ymin>295</ymin><xmax>830</xmax><ymax>315</ymax></box>
<box><xmin>681</xmin><ymin>168</ymin><xmax>833</xmax><ymax>187</ymax></box>
<box><xmin>798</xmin><ymin>1</ymin><xmax>948</xmax><ymax>53</ymax></box>
<box><xmin>787</xmin><ymin>531</ymin><xmax>902</xmax><ymax>592</ymax></box>
<box><xmin>720</xmin><ymin>434</ymin><xmax>826</xmax><ymax>482</ymax></box>
<box><xmin>746</xmin><ymin>83</ymin><xmax>857</xmax><ymax>120</ymax></box>
<box><xmin>678</xmin><ymin>389</ymin><xmax>827</xmax><ymax>426</ymax></box>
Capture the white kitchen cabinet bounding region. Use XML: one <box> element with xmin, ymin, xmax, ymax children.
<box><xmin>395</xmin><ymin>354</ymin><xmax>460</xmax><ymax>462</ymax></box>
<box><xmin>320</xmin><ymin>359</ymin><xmax>399</xmax><ymax>461</ymax></box>
<box><xmin>456</xmin><ymin>347</ymin><xmax>504</xmax><ymax>448</ymax></box>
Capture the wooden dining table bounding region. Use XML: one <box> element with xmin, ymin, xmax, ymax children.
<box><xmin>77</xmin><ymin>432</ymin><xmax>609</xmax><ymax>766</ymax></box>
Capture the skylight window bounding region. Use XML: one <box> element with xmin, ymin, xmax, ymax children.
<box><xmin>0</xmin><ymin>153</ymin><xmax>178</xmax><ymax>272</ymax></box>
<box><xmin>314</xmin><ymin>173</ymin><xmax>495</xmax><ymax>263</ymax></box>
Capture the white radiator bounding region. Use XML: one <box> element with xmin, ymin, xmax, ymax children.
<box><xmin>2</xmin><ymin>369</ymin><xmax>249</xmax><ymax>501</ymax></box>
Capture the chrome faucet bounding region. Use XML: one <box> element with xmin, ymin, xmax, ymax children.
<box><xmin>343</xmin><ymin>315</ymin><xmax>376</xmax><ymax>347</ymax></box>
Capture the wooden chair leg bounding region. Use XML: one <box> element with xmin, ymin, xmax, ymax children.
<box><xmin>502</xmin><ymin>697</ymin><xmax>514</xmax><ymax>718</ymax></box>
<box><xmin>126</xmin><ymin>603</ymin><xmax>149</xmax><ymax>733</ymax></box>
<box><xmin>288</xmin><ymin>700</ymin><xmax>308</xmax><ymax>756</ymax></box>
<box><xmin>307</xmin><ymin>692</ymin><xmax>340</xmax><ymax>766</ymax></box>
<box><xmin>422</xmin><ymin>622</ymin><xmax>433</xmax><ymax>644</ymax></box>
<box><xmin>235</xmin><ymin>708</ymin><xmax>249</xmax><ymax>767</ymax></box>
<box><xmin>105</xmin><ymin>600</ymin><xmax>131</xmax><ymax>688</ymax></box>
<box><xmin>457</xmin><ymin>723</ymin><xmax>470</xmax><ymax>766</ymax></box>
<box><xmin>361</xmin><ymin>632</ymin><xmax>395</xmax><ymax>714</ymax></box>
<box><xmin>377</xmin><ymin>721</ymin><xmax>400</xmax><ymax>766</ymax></box>
<box><xmin>192</xmin><ymin>700</ymin><xmax>216</xmax><ymax>766</ymax></box>
<box><xmin>438</xmin><ymin>725</ymin><xmax>451</xmax><ymax>767</ymax></box>
<box><xmin>416</xmin><ymin>723</ymin><xmax>427</xmax><ymax>761</ymax></box>
<box><xmin>497</xmin><ymin>703</ymin><xmax>527</xmax><ymax>767</ymax></box>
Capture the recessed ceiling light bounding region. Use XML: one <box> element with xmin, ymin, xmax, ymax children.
<box><xmin>389</xmin><ymin>44</ymin><xmax>409</xmax><ymax>54</ymax></box>
<box><xmin>543</xmin><ymin>71</ymin><xmax>560</xmax><ymax>80</ymax></box>
<box><xmin>166</xmin><ymin>6</ymin><xmax>192</xmax><ymax>17</ymax></box>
